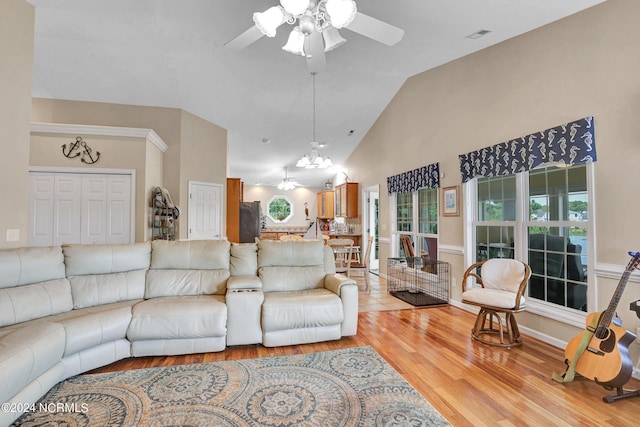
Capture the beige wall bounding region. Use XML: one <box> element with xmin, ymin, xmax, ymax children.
<box><xmin>244</xmin><ymin>185</ymin><xmax>321</xmax><ymax>229</ymax></box>
<box><xmin>179</xmin><ymin>110</ymin><xmax>227</xmax><ymax>238</ymax></box>
<box><xmin>345</xmin><ymin>0</ymin><xmax>640</xmax><ymax>353</ymax></box>
<box><xmin>0</xmin><ymin>0</ymin><xmax>33</xmax><ymax>249</ymax></box>
<box><xmin>31</xmin><ymin>99</ymin><xmax>228</xmax><ymax>240</ymax></box>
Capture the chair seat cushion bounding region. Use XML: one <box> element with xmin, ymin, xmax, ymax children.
<box><xmin>128</xmin><ymin>295</ymin><xmax>227</xmax><ymax>340</ymax></box>
<box><xmin>262</xmin><ymin>289</ymin><xmax>343</xmax><ymax>332</ymax></box>
<box><xmin>462</xmin><ymin>288</ymin><xmax>525</xmax><ymax>310</ymax></box>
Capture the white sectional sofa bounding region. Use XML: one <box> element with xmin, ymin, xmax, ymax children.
<box><xmin>0</xmin><ymin>238</ymin><xmax>357</xmax><ymax>426</ymax></box>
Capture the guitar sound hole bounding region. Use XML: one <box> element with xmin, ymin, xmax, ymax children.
<box><xmin>594</xmin><ymin>326</ymin><xmax>610</xmax><ymax>341</ymax></box>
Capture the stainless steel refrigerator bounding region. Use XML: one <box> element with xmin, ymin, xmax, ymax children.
<box><xmin>239</xmin><ymin>201</ymin><xmax>261</xmax><ymax>243</ymax></box>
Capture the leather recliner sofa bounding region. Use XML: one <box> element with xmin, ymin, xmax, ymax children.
<box><xmin>0</xmin><ymin>238</ymin><xmax>357</xmax><ymax>426</ymax></box>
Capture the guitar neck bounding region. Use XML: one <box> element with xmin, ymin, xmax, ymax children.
<box><xmin>596</xmin><ymin>252</ymin><xmax>640</xmax><ymax>335</ymax></box>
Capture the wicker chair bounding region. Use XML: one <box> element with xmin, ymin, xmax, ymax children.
<box><xmin>462</xmin><ymin>258</ymin><xmax>531</xmax><ymax>348</ymax></box>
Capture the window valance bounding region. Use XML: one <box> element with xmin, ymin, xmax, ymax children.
<box><xmin>458</xmin><ymin>116</ymin><xmax>596</xmax><ymax>183</ymax></box>
<box><xmin>387</xmin><ymin>163</ymin><xmax>439</xmax><ymax>194</ymax></box>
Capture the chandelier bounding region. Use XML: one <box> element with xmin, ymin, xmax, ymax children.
<box><xmin>296</xmin><ymin>73</ymin><xmax>333</xmax><ymax>169</ymax></box>
<box><xmin>254</xmin><ymin>0</ymin><xmax>357</xmax><ymax>56</ymax></box>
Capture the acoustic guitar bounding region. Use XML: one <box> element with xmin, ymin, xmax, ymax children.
<box><xmin>564</xmin><ymin>251</ymin><xmax>639</xmax><ymax>388</ymax></box>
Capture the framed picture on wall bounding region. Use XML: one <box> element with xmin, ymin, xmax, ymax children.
<box><xmin>442</xmin><ymin>186</ymin><xmax>459</xmax><ymax>217</ymax></box>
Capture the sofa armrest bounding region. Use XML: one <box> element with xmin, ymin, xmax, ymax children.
<box><xmin>324</xmin><ymin>274</ymin><xmax>357</xmax><ymax>296</ymax></box>
<box><xmin>324</xmin><ymin>274</ymin><xmax>358</xmax><ymax>337</ymax></box>
<box><xmin>226</xmin><ymin>276</ymin><xmax>264</xmax><ymax>346</ymax></box>
<box><xmin>227</xmin><ymin>275</ymin><xmax>262</xmax><ymax>291</ymax></box>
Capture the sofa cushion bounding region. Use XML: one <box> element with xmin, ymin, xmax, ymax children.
<box><xmin>128</xmin><ymin>295</ymin><xmax>227</xmax><ymax>340</ymax></box>
<box><xmin>258</xmin><ymin>239</ymin><xmax>324</xmax><ymax>267</ymax></box>
<box><xmin>0</xmin><ymin>279</ymin><xmax>72</xmax><ymax>328</ymax></box>
<box><xmin>145</xmin><ymin>270</ymin><xmax>230</xmax><ymax>298</ymax></box>
<box><xmin>146</xmin><ymin>240</ymin><xmax>231</xmax><ymax>298</ymax></box>
<box><xmin>69</xmin><ymin>270</ymin><xmax>147</xmax><ymax>309</ymax></box>
<box><xmin>259</xmin><ymin>266</ymin><xmax>325</xmax><ymax>292</ymax></box>
<box><xmin>258</xmin><ymin>240</ymin><xmax>326</xmax><ymax>292</ymax></box>
<box><xmin>150</xmin><ymin>240</ymin><xmax>230</xmax><ymax>270</ymax></box>
<box><xmin>0</xmin><ymin>322</ymin><xmax>65</xmax><ymax>404</ymax></box>
<box><xmin>0</xmin><ymin>246</ymin><xmax>66</xmax><ymax>288</ymax></box>
<box><xmin>230</xmin><ymin>242</ymin><xmax>258</xmax><ymax>276</ymax></box>
<box><xmin>63</xmin><ymin>243</ymin><xmax>150</xmax><ymax>308</ymax></box>
<box><xmin>261</xmin><ymin>288</ymin><xmax>344</xmax><ymax>332</ymax></box>
<box><xmin>63</xmin><ymin>243</ymin><xmax>151</xmax><ymax>276</ymax></box>
<box><xmin>49</xmin><ymin>301</ymin><xmax>136</xmax><ymax>357</ymax></box>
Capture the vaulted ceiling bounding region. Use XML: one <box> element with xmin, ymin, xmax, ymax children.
<box><xmin>26</xmin><ymin>0</ymin><xmax>605</xmax><ymax>187</ymax></box>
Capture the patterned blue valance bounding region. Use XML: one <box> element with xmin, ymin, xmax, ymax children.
<box><xmin>387</xmin><ymin>163</ymin><xmax>439</xmax><ymax>194</ymax></box>
<box><xmin>458</xmin><ymin>116</ymin><xmax>596</xmax><ymax>183</ymax></box>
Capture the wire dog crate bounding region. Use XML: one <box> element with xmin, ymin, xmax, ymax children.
<box><xmin>387</xmin><ymin>257</ymin><xmax>449</xmax><ymax>307</ymax></box>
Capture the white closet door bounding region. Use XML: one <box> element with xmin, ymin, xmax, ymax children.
<box><xmin>53</xmin><ymin>174</ymin><xmax>82</xmax><ymax>245</ymax></box>
<box><xmin>30</xmin><ymin>171</ymin><xmax>133</xmax><ymax>246</ymax></box>
<box><xmin>81</xmin><ymin>174</ymin><xmax>108</xmax><ymax>244</ymax></box>
<box><xmin>188</xmin><ymin>182</ymin><xmax>222</xmax><ymax>240</ymax></box>
<box><xmin>29</xmin><ymin>173</ymin><xmax>55</xmax><ymax>246</ymax></box>
<box><xmin>106</xmin><ymin>174</ymin><xmax>131</xmax><ymax>244</ymax></box>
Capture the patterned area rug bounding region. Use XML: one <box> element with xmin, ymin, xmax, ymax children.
<box><xmin>13</xmin><ymin>346</ymin><xmax>450</xmax><ymax>426</ymax></box>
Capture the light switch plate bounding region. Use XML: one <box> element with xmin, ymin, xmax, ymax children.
<box><xmin>6</xmin><ymin>229</ymin><xmax>19</xmax><ymax>241</ymax></box>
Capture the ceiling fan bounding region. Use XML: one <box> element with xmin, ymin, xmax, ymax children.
<box><xmin>277</xmin><ymin>167</ymin><xmax>301</xmax><ymax>190</ymax></box>
<box><xmin>224</xmin><ymin>0</ymin><xmax>404</xmax><ymax>73</ymax></box>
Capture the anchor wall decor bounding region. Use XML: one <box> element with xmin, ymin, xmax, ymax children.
<box><xmin>62</xmin><ymin>136</ymin><xmax>101</xmax><ymax>164</ymax></box>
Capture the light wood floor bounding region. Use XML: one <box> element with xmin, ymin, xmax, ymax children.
<box><xmin>93</xmin><ymin>274</ymin><xmax>640</xmax><ymax>426</ymax></box>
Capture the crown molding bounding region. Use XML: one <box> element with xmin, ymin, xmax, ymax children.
<box><xmin>30</xmin><ymin>122</ymin><xmax>168</xmax><ymax>152</ymax></box>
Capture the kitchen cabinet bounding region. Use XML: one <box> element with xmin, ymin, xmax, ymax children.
<box><xmin>317</xmin><ymin>190</ymin><xmax>334</xmax><ymax>219</ymax></box>
<box><xmin>335</xmin><ymin>182</ymin><xmax>358</xmax><ymax>218</ymax></box>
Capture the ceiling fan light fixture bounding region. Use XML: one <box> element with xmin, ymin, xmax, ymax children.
<box><xmin>282</xmin><ymin>27</ymin><xmax>306</xmax><ymax>56</ymax></box>
<box><xmin>325</xmin><ymin>0</ymin><xmax>357</xmax><ymax>29</ymax></box>
<box><xmin>253</xmin><ymin>6</ymin><xmax>286</xmax><ymax>37</ymax></box>
<box><xmin>280</xmin><ymin>0</ymin><xmax>311</xmax><ymax>17</ymax></box>
<box><xmin>322</xmin><ymin>26</ymin><xmax>346</xmax><ymax>52</ymax></box>
<box><xmin>277</xmin><ymin>179</ymin><xmax>296</xmax><ymax>191</ymax></box>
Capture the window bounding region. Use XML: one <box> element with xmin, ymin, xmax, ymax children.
<box><xmin>470</xmin><ymin>164</ymin><xmax>591</xmax><ymax>317</ymax></box>
<box><xmin>393</xmin><ymin>188</ymin><xmax>438</xmax><ymax>258</ymax></box>
<box><xmin>527</xmin><ymin>166</ymin><xmax>588</xmax><ymax>312</ymax></box>
<box><xmin>475</xmin><ymin>175</ymin><xmax>516</xmax><ymax>261</ymax></box>
<box><xmin>267</xmin><ymin>195</ymin><xmax>293</xmax><ymax>223</ymax></box>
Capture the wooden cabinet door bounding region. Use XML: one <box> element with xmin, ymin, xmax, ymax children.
<box><xmin>335</xmin><ymin>183</ymin><xmax>358</xmax><ymax>217</ymax></box>
<box><xmin>317</xmin><ymin>191</ymin><xmax>334</xmax><ymax>219</ymax></box>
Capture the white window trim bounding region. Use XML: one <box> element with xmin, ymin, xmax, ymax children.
<box><xmin>390</xmin><ymin>189</ymin><xmax>439</xmax><ymax>258</ymax></box>
<box><xmin>463</xmin><ymin>163</ymin><xmax>595</xmax><ymax>328</ymax></box>
<box><xmin>267</xmin><ymin>195</ymin><xmax>294</xmax><ymax>224</ymax></box>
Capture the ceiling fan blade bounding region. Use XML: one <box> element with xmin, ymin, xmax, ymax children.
<box><xmin>224</xmin><ymin>25</ymin><xmax>264</xmax><ymax>51</ymax></box>
<box><xmin>346</xmin><ymin>12</ymin><xmax>404</xmax><ymax>46</ymax></box>
<box><xmin>306</xmin><ymin>30</ymin><xmax>326</xmax><ymax>74</ymax></box>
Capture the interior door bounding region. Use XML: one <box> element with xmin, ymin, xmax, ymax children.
<box><xmin>367</xmin><ymin>187</ymin><xmax>380</xmax><ymax>271</ymax></box>
<box><xmin>188</xmin><ymin>181</ymin><xmax>222</xmax><ymax>240</ymax></box>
